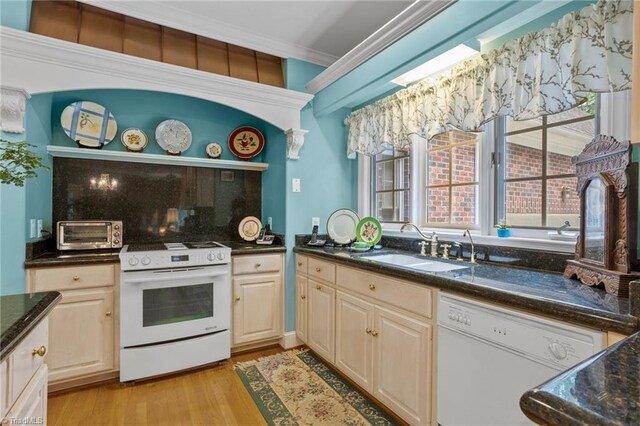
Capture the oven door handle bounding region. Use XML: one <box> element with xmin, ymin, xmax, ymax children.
<box><xmin>123</xmin><ymin>269</ymin><xmax>228</xmax><ymax>283</ymax></box>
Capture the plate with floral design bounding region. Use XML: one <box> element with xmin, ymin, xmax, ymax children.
<box><xmin>121</xmin><ymin>128</ymin><xmax>148</xmax><ymax>152</ymax></box>
<box><xmin>228</xmin><ymin>126</ymin><xmax>264</xmax><ymax>160</ymax></box>
<box><xmin>239</xmin><ymin>216</ymin><xmax>262</xmax><ymax>241</ymax></box>
<box><xmin>155</xmin><ymin>119</ymin><xmax>192</xmax><ymax>155</ymax></box>
<box><xmin>356</xmin><ymin>216</ymin><xmax>382</xmax><ymax>246</ymax></box>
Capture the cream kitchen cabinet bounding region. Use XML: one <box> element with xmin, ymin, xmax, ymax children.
<box><xmin>307</xmin><ymin>278</ymin><xmax>336</xmax><ymax>363</ymax></box>
<box><xmin>231</xmin><ymin>253</ymin><xmax>284</xmax><ymax>348</ymax></box>
<box><xmin>295</xmin><ymin>273</ymin><xmax>308</xmax><ymax>343</ymax></box>
<box><xmin>26</xmin><ymin>263</ymin><xmax>119</xmax><ymax>390</ymax></box>
<box><xmin>1</xmin><ymin>318</ymin><xmax>49</xmax><ymax>425</ymax></box>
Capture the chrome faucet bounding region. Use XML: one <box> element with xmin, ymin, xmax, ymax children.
<box><xmin>401</xmin><ymin>223</ymin><xmax>438</xmax><ymax>257</ymax></box>
<box><xmin>557</xmin><ymin>221</ymin><xmax>571</xmax><ymax>235</ymax></box>
<box><xmin>463</xmin><ymin>229</ymin><xmax>476</xmax><ymax>263</ymax></box>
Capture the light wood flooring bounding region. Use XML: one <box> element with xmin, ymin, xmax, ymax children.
<box><xmin>47</xmin><ymin>347</ymin><xmax>283</xmax><ymax>426</ymax></box>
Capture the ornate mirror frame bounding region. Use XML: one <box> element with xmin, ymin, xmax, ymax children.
<box><xmin>564</xmin><ymin>135</ymin><xmax>639</xmax><ymax>297</ymax></box>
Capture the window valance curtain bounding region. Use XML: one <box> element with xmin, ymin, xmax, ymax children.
<box><xmin>345</xmin><ymin>0</ymin><xmax>633</xmax><ymax>158</ymax></box>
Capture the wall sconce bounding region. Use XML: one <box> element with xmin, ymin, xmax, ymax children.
<box><xmin>89</xmin><ymin>173</ymin><xmax>118</xmax><ymax>191</ymax></box>
<box><xmin>560</xmin><ymin>185</ymin><xmax>570</xmax><ymax>201</ymax></box>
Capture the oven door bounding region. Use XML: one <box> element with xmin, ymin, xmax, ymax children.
<box><xmin>120</xmin><ymin>264</ymin><xmax>230</xmax><ymax>348</ymax></box>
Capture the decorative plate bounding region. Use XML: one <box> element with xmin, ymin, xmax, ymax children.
<box><xmin>120</xmin><ymin>128</ymin><xmax>148</xmax><ymax>152</ymax></box>
<box><xmin>356</xmin><ymin>216</ymin><xmax>382</xmax><ymax>246</ymax></box>
<box><xmin>327</xmin><ymin>208</ymin><xmax>360</xmax><ymax>245</ymax></box>
<box><xmin>239</xmin><ymin>216</ymin><xmax>262</xmax><ymax>241</ymax></box>
<box><xmin>60</xmin><ymin>101</ymin><xmax>117</xmax><ymax>148</ymax></box>
<box><xmin>351</xmin><ymin>245</ymin><xmax>371</xmax><ymax>252</ymax></box>
<box><xmin>228</xmin><ymin>127</ymin><xmax>265</xmax><ymax>160</ymax></box>
<box><xmin>206</xmin><ymin>142</ymin><xmax>222</xmax><ymax>159</ymax></box>
<box><xmin>155</xmin><ymin>120</ymin><xmax>192</xmax><ymax>155</ymax></box>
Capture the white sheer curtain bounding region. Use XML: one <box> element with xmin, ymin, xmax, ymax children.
<box><xmin>345</xmin><ymin>0</ymin><xmax>633</xmax><ymax>158</ymax></box>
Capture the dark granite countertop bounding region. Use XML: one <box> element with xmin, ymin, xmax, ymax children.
<box><xmin>24</xmin><ymin>242</ymin><xmax>286</xmax><ymax>267</ymax></box>
<box><xmin>1</xmin><ymin>291</ymin><xmax>61</xmax><ymax>361</ymax></box>
<box><xmin>520</xmin><ymin>331</ymin><xmax>640</xmax><ymax>425</ymax></box>
<box><xmin>294</xmin><ymin>246</ymin><xmax>638</xmax><ymax>334</ymax></box>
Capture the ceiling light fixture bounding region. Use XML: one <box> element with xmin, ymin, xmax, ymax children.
<box><xmin>391</xmin><ymin>43</ymin><xmax>479</xmax><ymax>86</ymax></box>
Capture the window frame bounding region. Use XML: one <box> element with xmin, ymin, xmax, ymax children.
<box><xmin>370</xmin><ymin>148</ymin><xmax>411</xmax><ymax>224</ymax></box>
<box><xmin>358</xmin><ymin>91</ymin><xmax>630</xmax><ymax>251</ymax></box>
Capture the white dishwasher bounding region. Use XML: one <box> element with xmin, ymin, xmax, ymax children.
<box><xmin>437</xmin><ymin>292</ymin><xmax>605</xmax><ymax>426</ymax></box>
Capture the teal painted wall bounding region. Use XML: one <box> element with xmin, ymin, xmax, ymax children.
<box><xmin>0</xmin><ymin>0</ymin><xmax>31</xmax><ymax>30</ymax></box>
<box><xmin>283</xmin><ymin>59</ymin><xmax>355</xmax><ymax>331</ymax></box>
<box><xmin>1</xmin><ymin>93</ymin><xmax>52</xmax><ymax>295</ymax></box>
<box><xmin>261</xmin><ymin>128</ymin><xmax>287</xmax><ymax>234</ymax></box>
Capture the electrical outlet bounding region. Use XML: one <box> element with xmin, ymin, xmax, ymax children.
<box><xmin>312</xmin><ymin>217</ymin><xmax>320</xmax><ymax>227</ymax></box>
<box><xmin>268</xmin><ymin>217</ymin><xmax>273</xmax><ymax>228</ymax></box>
<box><xmin>36</xmin><ymin>219</ymin><xmax>43</xmax><ymax>238</ymax></box>
<box><xmin>292</xmin><ymin>178</ymin><xmax>301</xmax><ymax>193</ymax></box>
<box><xmin>30</xmin><ymin>219</ymin><xmax>36</xmax><ymax>238</ymax></box>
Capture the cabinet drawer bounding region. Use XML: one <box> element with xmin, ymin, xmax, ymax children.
<box><xmin>308</xmin><ymin>257</ymin><xmax>335</xmax><ymax>284</ymax></box>
<box><xmin>296</xmin><ymin>255</ymin><xmax>308</xmax><ymax>274</ymax></box>
<box><xmin>30</xmin><ymin>264</ymin><xmax>116</xmax><ymax>292</ymax></box>
<box><xmin>233</xmin><ymin>254</ymin><xmax>282</xmax><ymax>275</ymax></box>
<box><xmin>337</xmin><ymin>266</ymin><xmax>433</xmax><ymax>319</ymax></box>
<box><xmin>9</xmin><ymin>318</ymin><xmax>48</xmax><ymax>408</ymax></box>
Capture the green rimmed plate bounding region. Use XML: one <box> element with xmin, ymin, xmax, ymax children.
<box><xmin>356</xmin><ymin>216</ymin><xmax>382</xmax><ymax>246</ymax></box>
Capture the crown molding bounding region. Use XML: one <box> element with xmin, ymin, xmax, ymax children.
<box><xmin>79</xmin><ymin>0</ymin><xmax>338</xmax><ymax>67</ymax></box>
<box><xmin>0</xmin><ymin>27</ymin><xmax>313</xmax><ymax>131</ymax></box>
<box><xmin>306</xmin><ymin>0</ymin><xmax>456</xmax><ymax>94</ymax></box>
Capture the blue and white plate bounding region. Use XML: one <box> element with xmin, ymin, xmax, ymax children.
<box><xmin>61</xmin><ymin>101</ymin><xmax>117</xmax><ymax>148</ymax></box>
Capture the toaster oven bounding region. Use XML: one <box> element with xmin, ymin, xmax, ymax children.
<box><xmin>57</xmin><ymin>221</ymin><xmax>123</xmax><ymax>250</ymax></box>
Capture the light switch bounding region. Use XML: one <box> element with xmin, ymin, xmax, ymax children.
<box><xmin>292</xmin><ymin>178</ymin><xmax>301</xmax><ymax>192</ymax></box>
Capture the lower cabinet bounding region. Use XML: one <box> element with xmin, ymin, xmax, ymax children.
<box><xmin>295</xmin><ymin>274</ymin><xmax>308</xmax><ymax>343</ymax></box>
<box><xmin>47</xmin><ymin>289</ymin><xmax>115</xmax><ymax>382</ymax></box>
<box><xmin>307</xmin><ymin>278</ymin><xmax>335</xmax><ymax>363</ymax></box>
<box><xmin>5</xmin><ymin>365</ymin><xmax>48</xmax><ymax>425</ymax></box>
<box><xmin>26</xmin><ymin>264</ymin><xmax>119</xmax><ymax>390</ymax></box>
<box><xmin>335</xmin><ymin>291</ymin><xmax>373</xmax><ymax>390</ymax></box>
<box><xmin>231</xmin><ymin>253</ymin><xmax>284</xmax><ymax>348</ymax></box>
<box><xmin>233</xmin><ymin>273</ymin><xmax>282</xmax><ymax>345</ymax></box>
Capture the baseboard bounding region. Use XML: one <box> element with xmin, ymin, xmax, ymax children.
<box><xmin>279</xmin><ymin>331</ymin><xmax>304</xmax><ymax>350</ymax></box>
<box><xmin>48</xmin><ymin>370</ymin><xmax>119</xmax><ymax>394</ymax></box>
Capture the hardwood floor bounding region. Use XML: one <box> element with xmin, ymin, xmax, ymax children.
<box><xmin>47</xmin><ymin>347</ymin><xmax>283</xmax><ymax>426</ymax></box>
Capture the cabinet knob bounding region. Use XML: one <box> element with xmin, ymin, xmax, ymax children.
<box><xmin>73</xmin><ymin>275</ymin><xmax>80</xmax><ymax>281</ymax></box>
<box><xmin>366</xmin><ymin>328</ymin><xmax>372</xmax><ymax>334</ymax></box>
<box><xmin>235</xmin><ymin>297</ymin><xmax>241</xmax><ymax>301</ymax></box>
<box><xmin>315</xmin><ymin>285</ymin><xmax>322</xmax><ymax>291</ymax></box>
<box><xmin>105</xmin><ymin>311</ymin><xmax>112</xmax><ymax>317</ymax></box>
<box><xmin>315</xmin><ymin>267</ymin><xmax>321</xmax><ymax>272</ymax></box>
<box><xmin>371</xmin><ymin>330</ymin><xmax>379</xmax><ymax>337</ymax></box>
<box><xmin>32</xmin><ymin>346</ymin><xmax>47</xmax><ymax>357</ymax></box>
<box><xmin>255</xmin><ymin>263</ymin><xmax>261</xmax><ymax>268</ymax></box>
<box><xmin>301</xmin><ymin>295</ymin><xmax>306</xmax><ymax>300</ymax></box>
<box><xmin>297</xmin><ymin>262</ymin><xmax>303</xmax><ymax>266</ymax></box>
<box><xmin>368</xmin><ymin>284</ymin><xmax>376</xmax><ymax>290</ymax></box>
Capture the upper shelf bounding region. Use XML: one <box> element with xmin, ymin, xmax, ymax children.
<box><xmin>47</xmin><ymin>146</ymin><xmax>269</xmax><ymax>172</ymax></box>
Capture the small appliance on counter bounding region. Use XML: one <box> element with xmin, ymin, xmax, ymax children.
<box><xmin>57</xmin><ymin>220</ymin><xmax>123</xmax><ymax>250</ymax></box>
<box><xmin>256</xmin><ymin>225</ymin><xmax>275</xmax><ymax>245</ymax></box>
<box><xmin>307</xmin><ymin>225</ymin><xmax>326</xmax><ymax>247</ymax></box>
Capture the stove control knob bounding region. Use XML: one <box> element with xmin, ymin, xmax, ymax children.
<box><xmin>114</xmin><ymin>239</ymin><xmax>120</xmax><ymax>245</ymax></box>
<box><xmin>207</xmin><ymin>252</ymin><xmax>215</xmax><ymax>261</ymax></box>
<box><xmin>128</xmin><ymin>257</ymin><xmax>139</xmax><ymax>266</ymax></box>
<box><xmin>114</xmin><ymin>232</ymin><xmax>120</xmax><ymax>237</ymax></box>
<box><xmin>548</xmin><ymin>342</ymin><xmax>567</xmax><ymax>360</ymax></box>
<box><xmin>217</xmin><ymin>252</ymin><xmax>225</xmax><ymax>260</ymax></box>
<box><xmin>114</xmin><ymin>224</ymin><xmax>120</xmax><ymax>230</ymax></box>
<box><xmin>141</xmin><ymin>256</ymin><xmax>151</xmax><ymax>266</ymax></box>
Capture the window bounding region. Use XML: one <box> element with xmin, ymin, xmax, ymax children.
<box><xmin>371</xmin><ymin>148</ymin><xmax>410</xmax><ymax>222</ymax></box>
<box><xmin>425</xmin><ymin>131</ymin><xmax>480</xmax><ymax>227</ymax></box>
<box><xmin>496</xmin><ymin>95</ymin><xmax>597</xmax><ymax>229</ymax></box>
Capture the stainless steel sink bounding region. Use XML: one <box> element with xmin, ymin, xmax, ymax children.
<box><xmin>364</xmin><ymin>254</ymin><xmax>470</xmax><ymax>272</ymax></box>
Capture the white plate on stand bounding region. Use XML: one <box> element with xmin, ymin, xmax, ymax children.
<box><xmin>327</xmin><ymin>209</ymin><xmax>360</xmax><ymax>245</ymax></box>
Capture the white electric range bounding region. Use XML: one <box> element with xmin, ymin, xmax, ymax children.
<box><xmin>119</xmin><ymin>241</ymin><xmax>231</xmax><ymax>382</ymax></box>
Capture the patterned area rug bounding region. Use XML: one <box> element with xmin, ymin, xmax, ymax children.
<box><xmin>235</xmin><ymin>349</ymin><xmax>398</xmax><ymax>425</ymax></box>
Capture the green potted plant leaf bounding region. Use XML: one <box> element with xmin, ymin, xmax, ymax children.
<box><xmin>495</xmin><ymin>218</ymin><xmax>511</xmax><ymax>238</ymax></box>
<box><xmin>0</xmin><ymin>139</ymin><xmax>48</xmax><ymax>187</ymax></box>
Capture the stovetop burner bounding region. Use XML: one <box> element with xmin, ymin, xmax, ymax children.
<box><xmin>126</xmin><ymin>243</ymin><xmax>168</xmax><ymax>252</ymax></box>
<box><xmin>183</xmin><ymin>241</ymin><xmax>223</xmax><ymax>249</ymax></box>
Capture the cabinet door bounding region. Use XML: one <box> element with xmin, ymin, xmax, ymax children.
<box><xmin>307</xmin><ymin>279</ymin><xmax>335</xmax><ymax>363</ymax></box>
<box><xmin>47</xmin><ymin>289</ymin><xmax>115</xmax><ymax>382</ymax></box>
<box><xmin>372</xmin><ymin>306</ymin><xmax>432</xmax><ymax>426</ymax></box>
<box><xmin>5</xmin><ymin>364</ymin><xmax>48</xmax><ymax>426</ymax></box>
<box><xmin>233</xmin><ymin>273</ymin><xmax>282</xmax><ymax>345</ymax></box>
<box><xmin>295</xmin><ymin>274</ymin><xmax>308</xmax><ymax>343</ymax></box>
<box><xmin>335</xmin><ymin>291</ymin><xmax>373</xmax><ymax>391</ymax></box>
